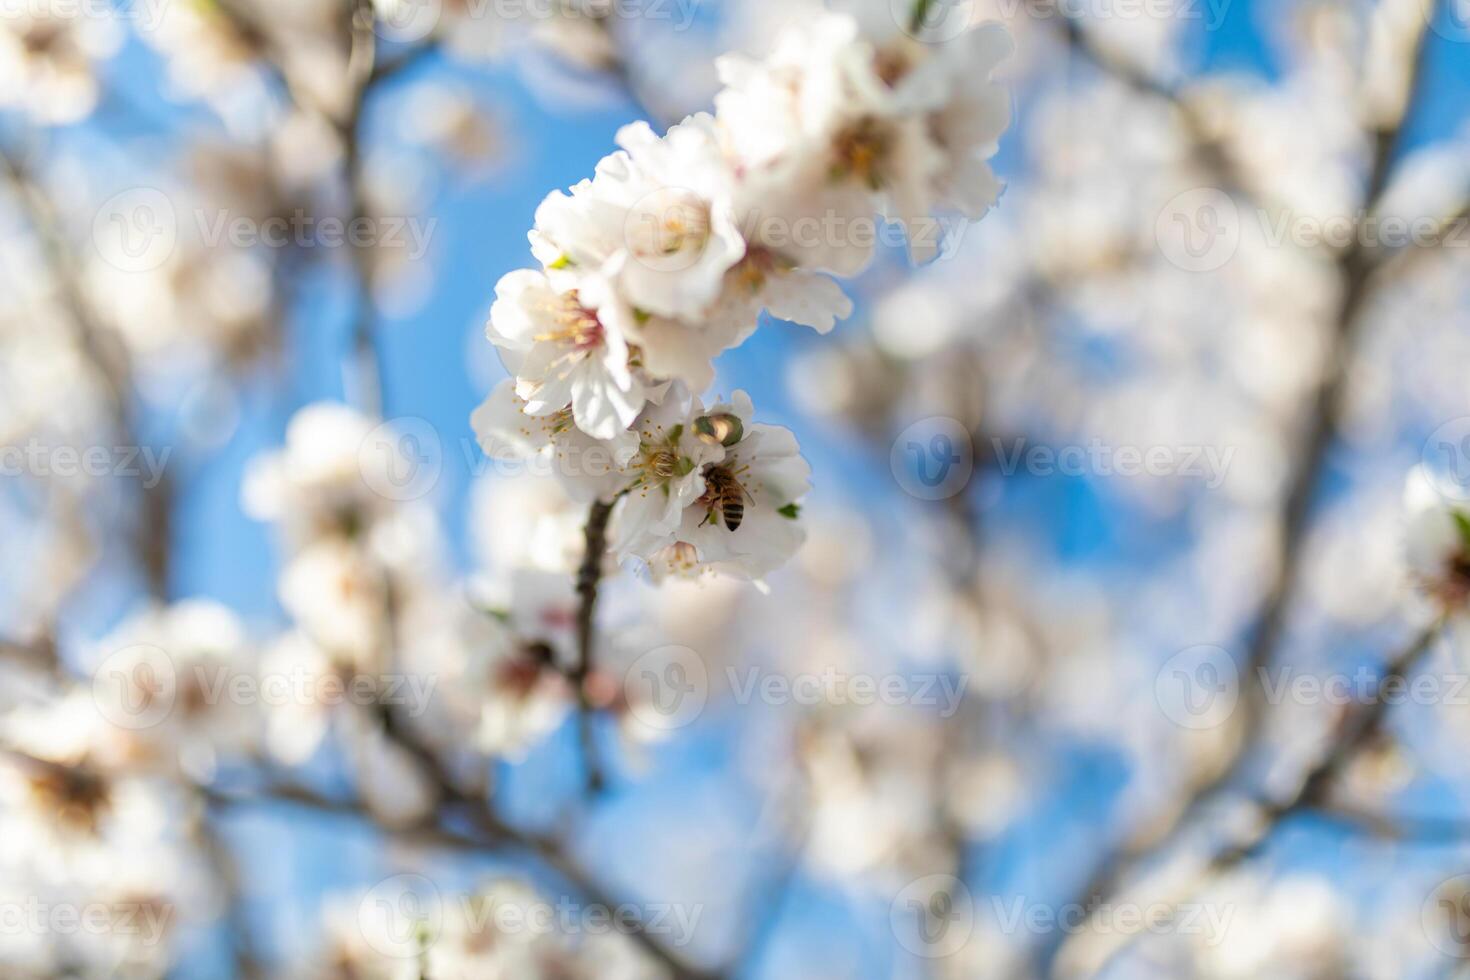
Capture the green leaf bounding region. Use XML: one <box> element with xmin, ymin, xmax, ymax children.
<box><xmin>778</xmin><ymin>503</ymin><xmax>800</xmax><ymax>520</ymax></box>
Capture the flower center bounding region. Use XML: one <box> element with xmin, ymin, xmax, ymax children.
<box><xmin>28</xmin><ymin>763</ymin><xmax>111</xmax><ymax>836</ymax></box>
<box><xmin>832</xmin><ymin>116</ymin><xmax>893</xmax><ymax>190</ymax></box>
<box><xmin>646</xmin><ymin>449</ymin><xmax>682</xmax><ymax>480</ymax></box>
<box><xmin>735</xmin><ymin>247</ymin><xmax>792</xmax><ymax>293</ymax></box>
<box><xmin>634</xmin><ymin>194</ymin><xmax>711</xmax><ymax>260</ymax></box>
<box><xmin>874</xmin><ymin>48</ymin><xmax>915</xmax><ymax>88</ymax></box>
<box><xmin>538</xmin><ymin>291</ymin><xmax>604</xmax><ymax>351</ymax></box>
<box><xmin>1436</xmin><ymin>553</ymin><xmax>1470</xmax><ymax>608</ymax></box>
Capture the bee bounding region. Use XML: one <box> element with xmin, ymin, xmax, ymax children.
<box><xmin>699</xmin><ymin>464</ymin><xmax>752</xmax><ymax>532</ymax></box>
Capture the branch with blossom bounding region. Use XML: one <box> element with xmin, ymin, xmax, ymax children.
<box><xmin>469</xmin><ymin>6</ymin><xmax>1013</xmax><ymax>759</ymax></box>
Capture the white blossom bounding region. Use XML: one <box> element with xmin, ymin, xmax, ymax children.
<box><xmin>471</xmin><ymin>377</ymin><xmax>638</xmax><ymax>503</ymax></box>
<box><xmin>634</xmin><ymin>392</ymin><xmax>810</xmax><ymax>583</ymax></box>
<box><xmin>487</xmin><ymin>268</ymin><xmax>651</xmax><ymax>440</ymax></box>
<box><xmin>1403</xmin><ymin>465</ymin><xmax>1470</xmax><ymax>613</ymax></box>
<box><xmin>716</xmin><ymin>7</ymin><xmax>1012</xmax><ymax>265</ymax></box>
<box><xmin>89</xmin><ymin>600</ymin><xmax>257</xmax><ymax>780</ymax></box>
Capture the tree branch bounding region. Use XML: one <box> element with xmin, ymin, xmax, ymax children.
<box><xmin>1041</xmin><ymin>8</ymin><xmax>1440</xmax><ymax>972</ymax></box>
<box><xmin>366</xmin><ymin>699</ymin><xmax>720</xmax><ymax>980</ymax></box>
<box><xmin>572</xmin><ymin>498</ymin><xmax>616</xmax><ymax>796</ymax></box>
<box><xmin>1056</xmin><ymin>619</ymin><xmax>1444</xmax><ymax>978</ymax></box>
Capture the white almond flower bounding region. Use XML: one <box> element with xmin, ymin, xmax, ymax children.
<box><xmin>530</xmin><ymin>153</ymin><xmax>641</xmax><ymax>274</ymax></box>
<box><xmin>0</xmin><ymin>693</ymin><xmax>188</xmax><ymax>880</ymax></box>
<box><xmin>638</xmin><ymin>391</ymin><xmax>810</xmax><ymax>582</ymax></box>
<box><xmin>400</xmin><ymin>588</ymin><xmax>571</xmax><ymax>762</ymax></box>
<box><xmin>242</xmin><ymin>401</ymin><xmax>388</xmax><ymax>545</ymax></box>
<box><xmin>614</xmin><ymin>386</ymin><xmax>729</xmax><ymax>553</ymax></box>
<box><xmin>487</xmin><ymin>268</ymin><xmax>649</xmax><ymax>440</ymax></box>
<box><xmin>425</xmin><ymin>879</ymin><xmax>666</xmax><ymax>980</ymax></box>
<box><xmin>278</xmin><ymin>537</ymin><xmax>388</xmax><ymax>663</ymax></box>
<box><xmin>612</xmin><ymin>114</ymin><xmax>748</xmax><ymax>321</ymax></box>
<box><xmin>842</xmin><ymin>8</ymin><xmax>1013</xmax><ymax>234</ymax></box>
<box><xmin>1404</xmin><ymin>465</ymin><xmax>1470</xmax><ymax>612</ymax></box>
<box><xmin>720</xmin><ymin>222</ymin><xmax>855</xmax><ymax>335</ymax></box>
<box><xmin>917</xmin><ymin>23</ymin><xmax>1014</xmax><ymax>224</ymax></box>
<box><xmin>471</xmin><ymin>378</ymin><xmax>638</xmax><ymax>503</ymax></box>
<box><xmin>530</xmin><ymin>151</ymin><xmax>750</xmax><ymax>392</ymax></box>
<box><xmin>90</xmin><ymin>600</ymin><xmax>257</xmax><ymax>779</ymax></box>
<box><xmin>310</xmin><ymin>894</ymin><xmax>423</xmax><ymax>980</ymax></box>
<box><xmin>524</xmin><ymin>115</ymin><xmax>852</xmax><ymax>390</ymax></box>
<box><xmin>0</xmin><ymin>7</ymin><xmax>121</xmax><ymax>124</ymax></box>
<box><xmin>587</xmin><ymin>282</ymin><xmax>751</xmax><ymax>394</ymax></box>
<box><xmin>259</xmin><ymin>631</ymin><xmax>339</xmax><ymax>767</ymax></box>
<box><xmin>715</xmin><ymin>12</ymin><xmax>881</xmax><ymax>275</ymax></box>
<box><xmin>716</xmin><ymin>8</ymin><xmax>1012</xmax><ymax>265</ymax></box>
<box><xmin>471</xmin><ymin>472</ymin><xmax>588</xmax><ymax>575</ymax></box>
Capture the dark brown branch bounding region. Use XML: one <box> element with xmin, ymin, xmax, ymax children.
<box><xmin>572</xmin><ymin>498</ymin><xmax>616</xmax><ymax>795</ymax></box>
<box><xmin>342</xmin><ymin>0</ymin><xmax>388</xmax><ymax>418</ymax></box>
<box><xmin>1306</xmin><ymin>804</ymin><xmax>1470</xmax><ymax>845</ymax></box>
<box><xmin>366</xmin><ymin>699</ymin><xmax>720</xmax><ymax>980</ymax></box>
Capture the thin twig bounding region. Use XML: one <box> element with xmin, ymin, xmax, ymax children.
<box><xmin>572</xmin><ymin>498</ymin><xmax>616</xmax><ymax>796</ymax></box>
<box><xmin>1373</xmin><ymin>197</ymin><xmax>1470</xmax><ymax>278</ymax></box>
<box><xmin>1306</xmin><ymin>804</ymin><xmax>1470</xmax><ymax>845</ymax></box>
<box><xmin>367</xmin><ymin>700</ymin><xmax>720</xmax><ymax>980</ymax></box>
<box><xmin>0</xmin><ymin>635</ymin><xmax>61</xmax><ymax>676</ymax></box>
<box><xmin>342</xmin><ymin>0</ymin><xmax>389</xmax><ymax>418</ymax></box>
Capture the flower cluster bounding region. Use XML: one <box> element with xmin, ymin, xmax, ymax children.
<box><xmin>472</xmin><ymin>1</ymin><xmax>1013</xmax><ymax>582</ymax></box>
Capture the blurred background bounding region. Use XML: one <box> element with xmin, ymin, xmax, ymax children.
<box><xmin>3</xmin><ymin>0</ymin><xmax>1470</xmax><ymax>976</ymax></box>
